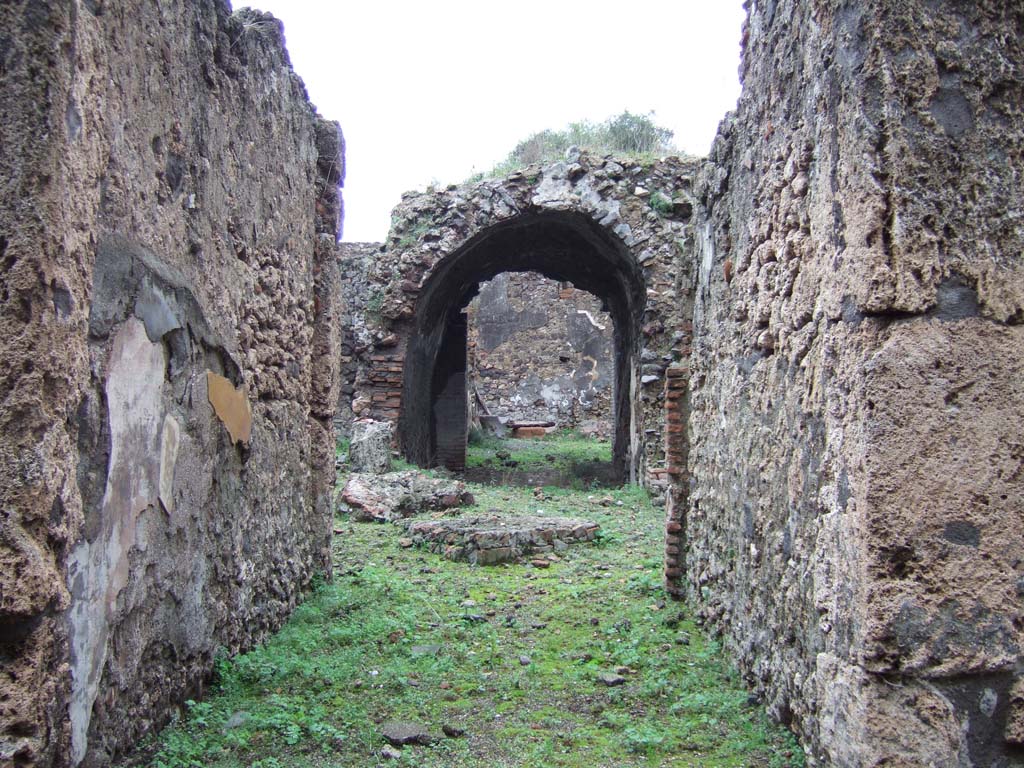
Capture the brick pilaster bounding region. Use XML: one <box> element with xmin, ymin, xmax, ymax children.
<box><xmin>663</xmin><ymin>365</ymin><xmax>689</xmax><ymax>598</ymax></box>
<box><xmin>368</xmin><ymin>352</ymin><xmax>405</xmax><ymax>423</ymax></box>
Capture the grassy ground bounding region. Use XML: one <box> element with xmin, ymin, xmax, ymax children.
<box><xmin>465</xmin><ymin>430</ymin><xmax>612</xmax><ymax>470</ymax></box>
<box><xmin>142</xmin><ymin>440</ymin><xmax>803</xmax><ymax>768</ymax></box>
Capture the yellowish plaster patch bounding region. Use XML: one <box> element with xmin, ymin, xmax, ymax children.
<box><xmin>206</xmin><ymin>371</ymin><xmax>252</xmax><ymax>445</ymax></box>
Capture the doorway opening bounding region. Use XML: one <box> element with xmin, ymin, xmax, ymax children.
<box><xmin>398</xmin><ymin>211</ymin><xmax>645</xmax><ymax>484</ymax></box>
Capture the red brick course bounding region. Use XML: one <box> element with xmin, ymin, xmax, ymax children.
<box><xmin>662</xmin><ymin>365</ymin><xmax>689</xmax><ymax>598</ymax></box>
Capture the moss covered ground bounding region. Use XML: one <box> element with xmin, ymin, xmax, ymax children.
<box><xmin>141</xmin><ymin>438</ymin><xmax>803</xmax><ymax>767</ymax></box>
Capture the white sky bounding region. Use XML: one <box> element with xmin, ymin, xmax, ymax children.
<box><xmin>248</xmin><ymin>1</ymin><xmax>747</xmax><ymax>242</ymax></box>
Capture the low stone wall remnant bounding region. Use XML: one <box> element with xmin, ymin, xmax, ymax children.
<box><xmin>406</xmin><ymin>515</ymin><xmax>600</xmax><ymax>565</ymax></box>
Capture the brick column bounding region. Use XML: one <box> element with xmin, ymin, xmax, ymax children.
<box><xmin>663</xmin><ymin>365</ymin><xmax>689</xmax><ymax>597</ymax></box>
<box><xmin>368</xmin><ymin>350</ymin><xmax>405</xmax><ymax>423</ymax></box>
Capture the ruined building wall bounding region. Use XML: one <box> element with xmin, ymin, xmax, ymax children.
<box><xmin>0</xmin><ymin>3</ymin><xmax>342</xmax><ymax>766</ymax></box>
<box><xmin>357</xmin><ymin>154</ymin><xmax>700</xmax><ymax>480</ymax></box>
<box><xmin>336</xmin><ymin>242</ymin><xmax>378</xmax><ymax>435</ymax></box>
<box><xmin>686</xmin><ymin>0</ymin><xmax>1024</xmax><ymax>764</ymax></box>
<box><xmin>466</xmin><ymin>272</ymin><xmax>613</xmax><ymax>435</ymax></box>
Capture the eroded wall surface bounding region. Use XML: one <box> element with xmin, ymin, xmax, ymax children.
<box><xmin>687</xmin><ymin>0</ymin><xmax>1023</xmax><ymax>764</ymax></box>
<box><xmin>0</xmin><ymin>2</ymin><xmax>342</xmax><ymax>765</ymax></box>
<box><xmin>335</xmin><ymin>242</ymin><xmax>379</xmax><ymax>435</ymax></box>
<box><xmin>356</xmin><ymin>154</ymin><xmax>700</xmax><ymax>478</ymax></box>
<box><xmin>466</xmin><ymin>271</ymin><xmax>614</xmax><ymax>435</ymax></box>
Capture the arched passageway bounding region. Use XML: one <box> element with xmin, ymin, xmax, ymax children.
<box><xmin>352</xmin><ymin>152</ymin><xmax>699</xmax><ymax>490</ymax></box>
<box><xmin>398</xmin><ymin>211</ymin><xmax>645</xmax><ymax>483</ymax></box>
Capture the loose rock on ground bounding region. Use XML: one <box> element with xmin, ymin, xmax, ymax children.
<box><xmin>340</xmin><ymin>471</ymin><xmax>474</xmax><ymax>522</ymax></box>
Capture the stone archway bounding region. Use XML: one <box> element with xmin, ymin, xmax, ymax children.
<box><xmin>351</xmin><ymin>151</ymin><xmax>701</xmax><ymax>488</ymax></box>
<box><xmin>400</xmin><ymin>210</ymin><xmax>645</xmax><ymax>482</ymax></box>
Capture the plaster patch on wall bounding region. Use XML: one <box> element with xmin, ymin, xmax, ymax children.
<box><xmin>575</xmin><ymin>355</ymin><xmax>600</xmax><ymax>390</ymax></box>
<box><xmin>206</xmin><ymin>371</ymin><xmax>252</xmax><ymax>445</ymax></box>
<box><xmin>539</xmin><ymin>381</ymin><xmax>569</xmax><ymax>410</ymax></box>
<box><xmin>159</xmin><ymin>414</ymin><xmax>180</xmax><ymax>514</ymax></box>
<box><xmin>574</xmin><ymin>309</ymin><xmax>606</xmax><ymax>331</ymax></box>
<box><xmin>699</xmin><ymin>220</ymin><xmax>714</xmax><ymax>294</ymax></box>
<box><xmin>68</xmin><ymin>318</ymin><xmax>165</xmax><ymax>765</ymax></box>
<box><xmin>135</xmin><ymin>277</ymin><xmax>182</xmax><ymax>342</ymax></box>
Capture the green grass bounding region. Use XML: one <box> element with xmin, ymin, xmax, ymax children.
<box><xmin>477</xmin><ymin>111</ymin><xmax>678</xmax><ymax>181</ymax></box>
<box><xmin>648</xmin><ymin>190</ymin><xmax>675</xmax><ymax>216</ymax></box>
<box><xmin>465</xmin><ymin>430</ymin><xmax>612</xmax><ymax>470</ymax></box>
<box><xmin>141</xmin><ymin>480</ymin><xmax>803</xmax><ymax>768</ymax></box>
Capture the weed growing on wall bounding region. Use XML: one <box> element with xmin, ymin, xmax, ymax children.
<box><xmin>482</xmin><ymin>111</ymin><xmax>679</xmax><ymax>179</ymax></box>
<box><xmin>364</xmin><ymin>289</ymin><xmax>384</xmax><ymax>317</ymax></box>
<box><xmin>392</xmin><ymin>216</ymin><xmax>435</xmax><ymax>251</ymax></box>
<box><xmin>648</xmin><ymin>190</ymin><xmax>675</xmax><ymax>216</ymax></box>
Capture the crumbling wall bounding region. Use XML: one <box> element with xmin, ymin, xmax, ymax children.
<box><xmin>0</xmin><ymin>3</ymin><xmax>342</xmax><ymax>766</ymax></box>
<box><xmin>357</xmin><ymin>154</ymin><xmax>700</xmax><ymax>480</ymax></box>
<box><xmin>336</xmin><ymin>242</ymin><xmax>379</xmax><ymax>434</ymax></box>
<box><xmin>466</xmin><ymin>272</ymin><xmax>614</xmax><ymax>435</ymax></box>
<box><xmin>687</xmin><ymin>0</ymin><xmax>1024</xmax><ymax>764</ymax></box>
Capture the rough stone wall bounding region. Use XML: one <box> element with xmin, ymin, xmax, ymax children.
<box><xmin>466</xmin><ymin>271</ymin><xmax>613</xmax><ymax>434</ymax></box>
<box><xmin>336</xmin><ymin>242</ymin><xmax>379</xmax><ymax>434</ymax></box>
<box><xmin>0</xmin><ymin>3</ymin><xmax>342</xmax><ymax>766</ymax></box>
<box><xmin>355</xmin><ymin>153</ymin><xmax>700</xmax><ymax>480</ymax></box>
<box><xmin>686</xmin><ymin>1</ymin><xmax>1024</xmax><ymax>764</ymax></box>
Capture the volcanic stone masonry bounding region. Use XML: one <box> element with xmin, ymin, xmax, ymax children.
<box><xmin>685</xmin><ymin>2</ymin><xmax>1023</xmax><ymax>765</ymax></box>
<box><xmin>0</xmin><ymin>2</ymin><xmax>343</xmax><ymax>765</ymax></box>
<box><xmin>466</xmin><ymin>271</ymin><xmax>614</xmax><ymax>437</ymax></box>
<box><xmin>335</xmin><ymin>241</ymin><xmax>378</xmax><ymax>432</ymax></box>
<box><xmin>351</xmin><ymin>151</ymin><xmax>700</xmax><ymax>482</ymax></box>
<box><xmin>2</xmin><ymin>1</ymin><xmax>1023</xmax><ymax>767</ymax></box>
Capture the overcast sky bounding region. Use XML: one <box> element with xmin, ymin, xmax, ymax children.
<box><xmin>248</xmin><ymin>1</ymin><xmax>747</xmax><ymax>242</ymax></box>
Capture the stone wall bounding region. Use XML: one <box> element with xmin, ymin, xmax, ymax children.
<box><xmin>685</xmin><ymin>0</ymin><xmax>1024</xmax><ymax>764</ymax></box>
<box><xmin>5</xmin><ymin>1</ymin><xmax>1019</xmax><ymax>765</ymax></box>
<box><xmin>355</xmin><ymin>154</ymin><xmax>700</xmax><ymax>480</ymax></box>
<box><xmin>0</xmin><ymin>3</ymin><xmax>342</xmax><ymax>766</ymax></box>
<box><xmin>466</xmin><ymin>271</ymin><xmax>613</xmax><ymax>435</ymax></box>
<box><xmin>336</xmin><ymin>242</ymin><xmax>379</xmax><ymax>434</ymax></box>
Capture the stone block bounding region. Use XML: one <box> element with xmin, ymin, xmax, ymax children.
<box><xmin>341</xmin><ymin>471</ymin><xmax>472</xmax><ymax>523</ymax></box>
<box><xmin>512</xmin><ymin>426</ymin><xmax>547</xmax><ymax>438</ymax></box>
<box><xmin>349</xmin><ymin>419</ymin><xmax>393</xmax><ymax>473</ymax></box>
